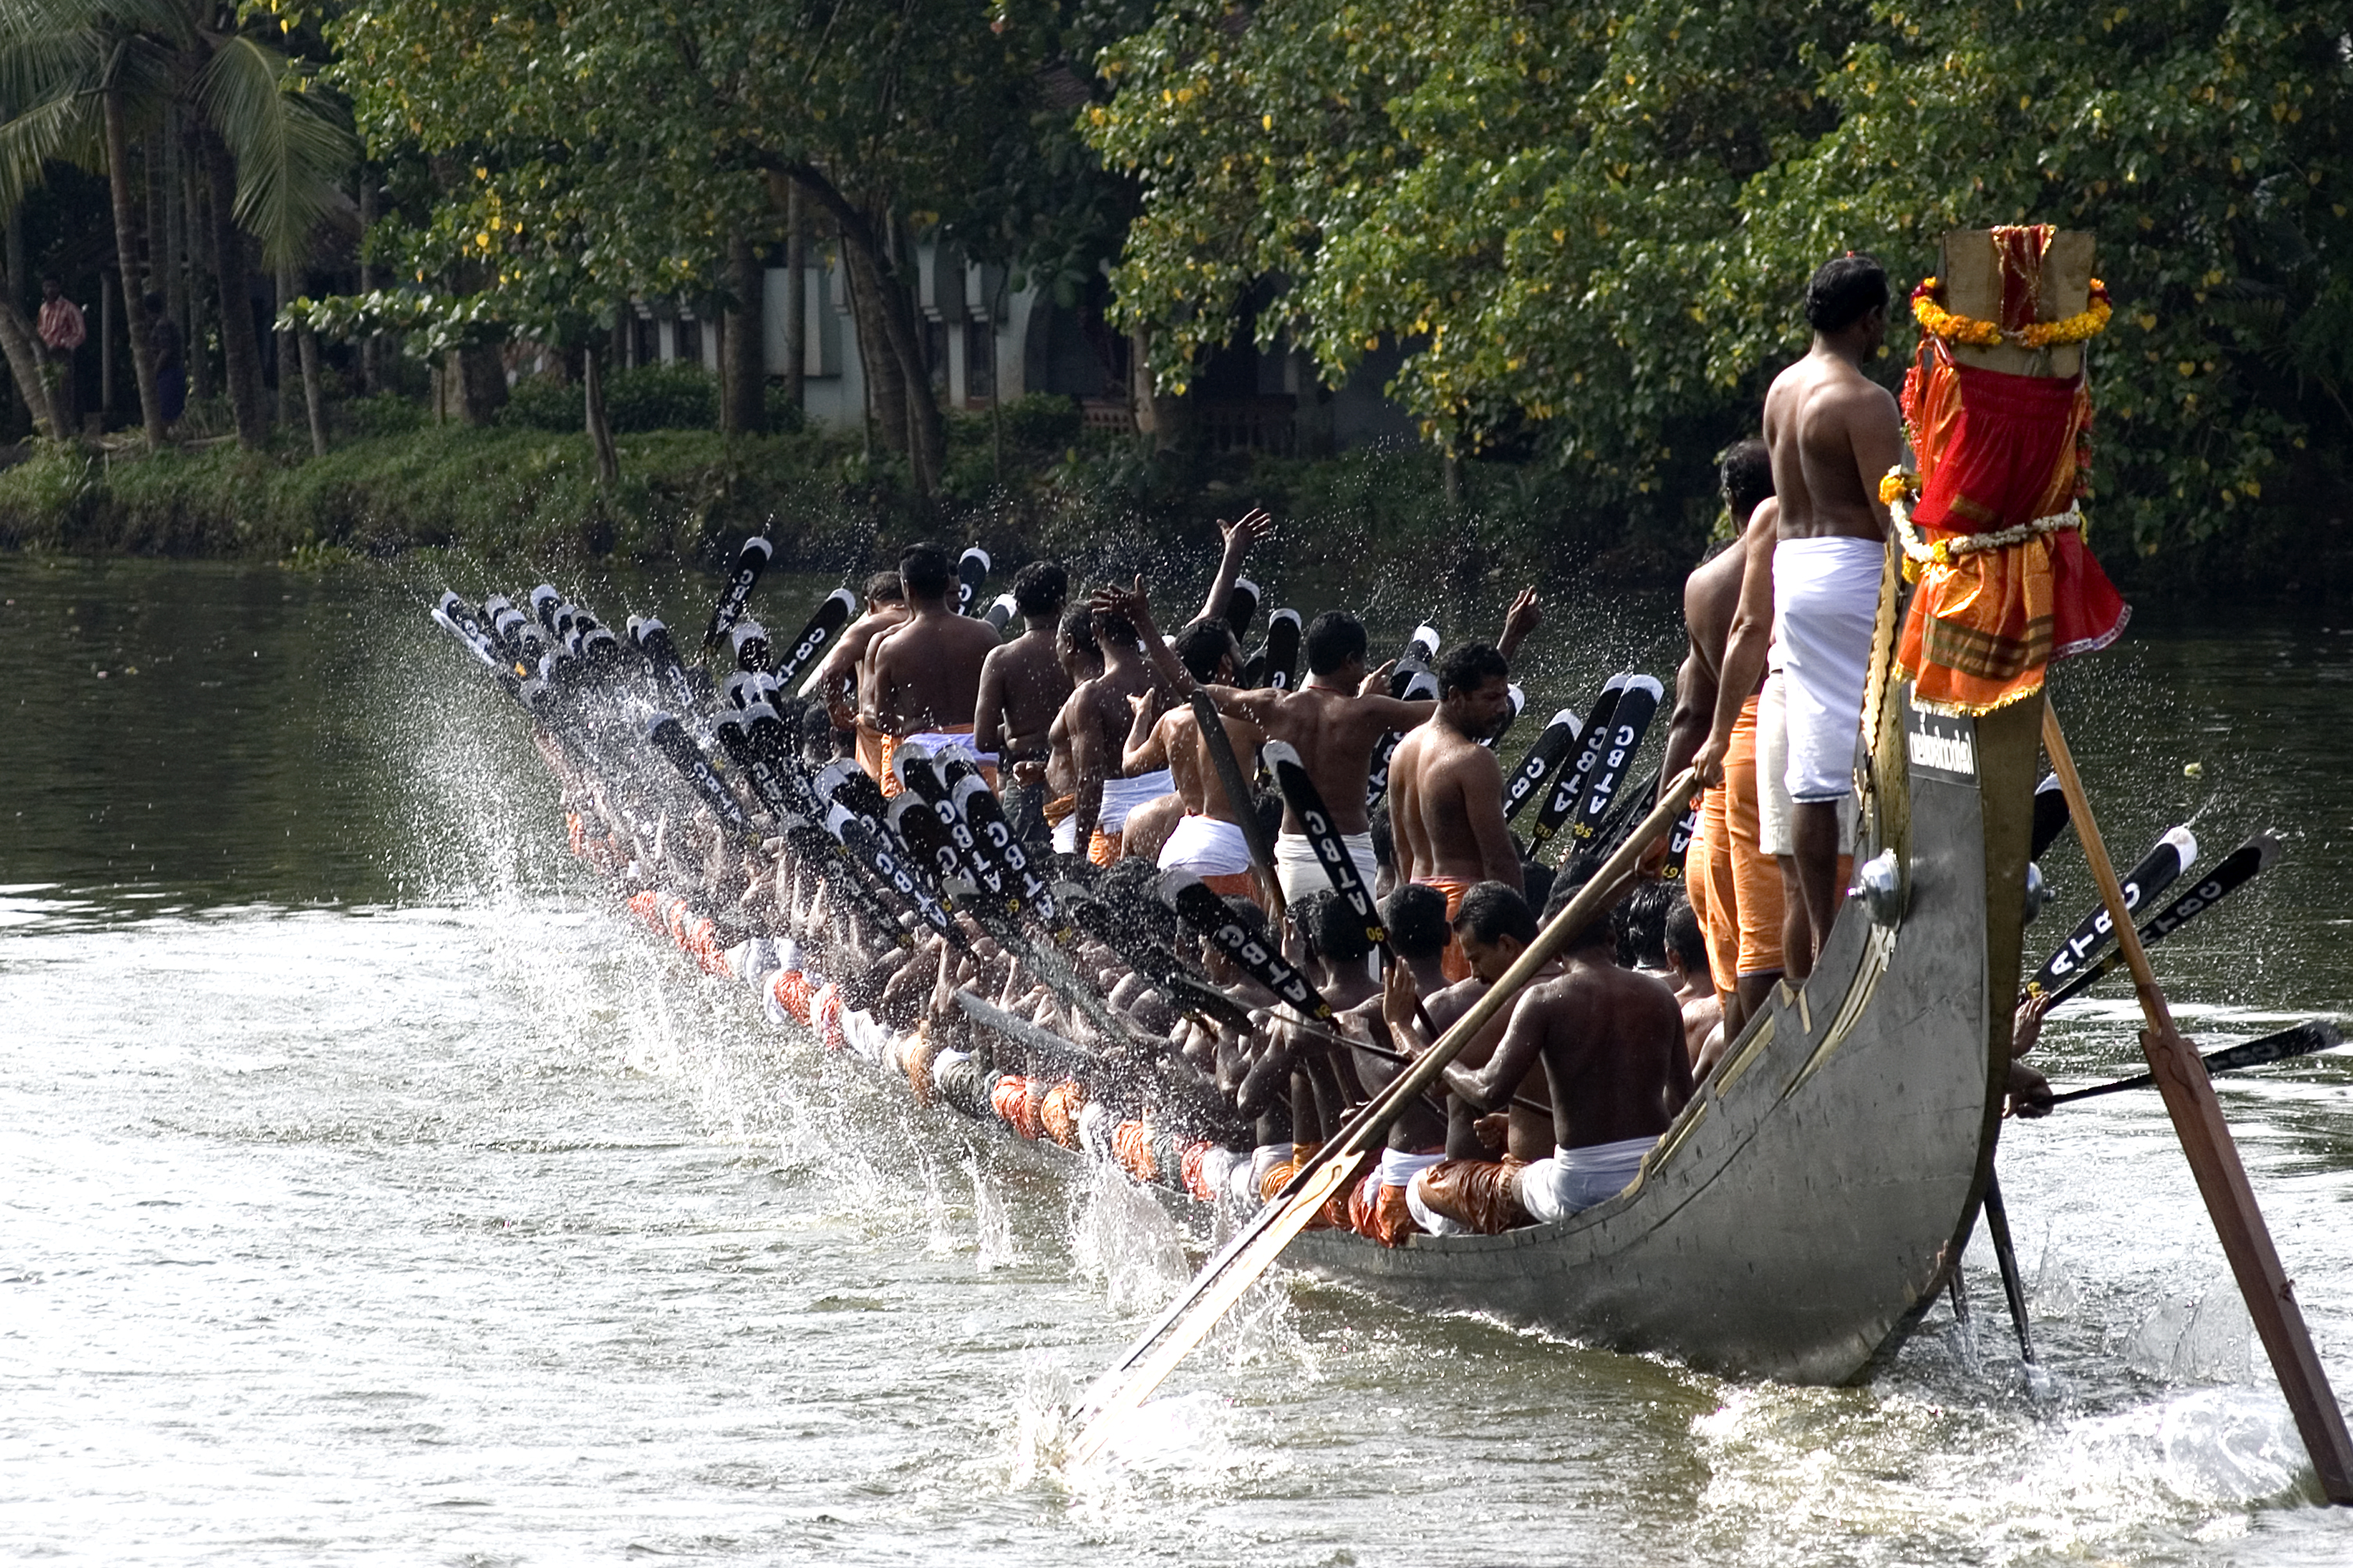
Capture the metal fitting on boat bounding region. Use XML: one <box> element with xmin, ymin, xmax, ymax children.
<box><xmin>1857</xmin><ymin>849</ymin><xmax>1906</xmax><ymax>928</ymax></box>
<box><xmin>2021</xmin><ymin>861</ymin><xmax>2050</xmax><ymax>924</ymax></box>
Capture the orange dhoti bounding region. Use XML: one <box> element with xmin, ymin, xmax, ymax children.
<box><xmin>1417</xmin><ymin>876</ymin><xmax>1477</xmax><ymax>982</ymax></box>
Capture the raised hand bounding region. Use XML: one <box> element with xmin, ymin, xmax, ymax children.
<box><xmin>1089</xmin><ymin>575</ymin><xmax>1155</xmax><ymax>637</ymax></box>
<box><xmin>1498</xmin><ymin>587</ymin><xmax>1543</xmax><ymax>661</ymax></box>
<box><xmin>1221</xmin><ymin>507</ymin><xmax>1276</xmax><ymax>551</ymax></box>
<box><xmin>1360</xmin><ymin>657</ymin><xmax>1398</xmax><ymax>698</ymax></box>
<box><xmin>1381</xmin><ymin>956</ymin><xmax>1427</xmax><ymax>1052</ymax></box>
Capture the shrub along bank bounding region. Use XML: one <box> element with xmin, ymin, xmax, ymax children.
<box><xmin>0</xmin><ymin>382</ymin><xmax>2343</xmax><ymax>605</ymax></box>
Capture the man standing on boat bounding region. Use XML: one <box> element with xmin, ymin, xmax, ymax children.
<box><xmin>973</xmin><ymin>561</ymin><xmax>1074</xmax><ymax>848</ymax></box>
<box><xmin>863</xmin><ymin>542</ymin><xmax>1005</xmax><ymax>794</ymax></box>
<box><xmin>1696</xmin><ymin>255</ymin><xmax>1900</xmax><ymax>975</ymax></box>
<box><xmin>1388</xmin><ymin>642</ymin><xmax>1525</xmax><ymax>979</ymax></box>
<box><xmin>1062</xmin><ymin>594</ymin><xmax>1170</xmax><ymax>863</ymax></box>
<box><xmin>1660</xmin><ymin>441</ymin><xmax>1786</xmax><ymax>1023</ymax></box>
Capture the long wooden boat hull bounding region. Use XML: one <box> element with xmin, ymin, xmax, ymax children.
<box><xmin>1288</xmin><ymin>660</ymin><xmax>2040</xmax><ymax>1384</ymax></box>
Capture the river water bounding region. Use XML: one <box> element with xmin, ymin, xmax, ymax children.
<box><xmin>5</xmin><ymin>554</ymin><xmax>2353</xmax><ymax>1565</ymax></box>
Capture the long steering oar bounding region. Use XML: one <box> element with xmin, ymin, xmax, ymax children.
<box><xmin>1067</xmin><ymin>770</ymin><xmax>1697</xmax><ymax>1465</ymax></box>
<box><xmin>2024</xmin><ymin>823</ymin><xmax>2195</xmax><ymax>997</ymax></box>
<box><xmin>2039</xmin><ymin>707</ymin><xmax>2353</xmax><ymax>1501</ymax></box>
<box><xmin>2047</xmin><ymin>1020</ymin><xmax>2343</xmax><ymax>1105</ymax></box>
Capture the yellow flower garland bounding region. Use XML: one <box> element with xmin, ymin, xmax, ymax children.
<box><xmin>1909</xmin><ymin>278</ymin><xmax>2114</xmax><ymax>350</ymax></box>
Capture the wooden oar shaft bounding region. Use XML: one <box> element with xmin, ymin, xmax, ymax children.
<box><xmin>1068</xmin><ymin>771</ymin><xmax>1697</xmax><ymax>1462</ymax></box>
<box><xmin>2040</xmin><ymin>707</ymin><xmax>2353</xmax><ymax>1502</ymax></box>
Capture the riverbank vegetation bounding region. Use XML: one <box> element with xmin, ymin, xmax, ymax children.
<box><xmin>2</xmin><ymin>1</ymin><xmax>2348</xmax><ymax>599</ymax></box>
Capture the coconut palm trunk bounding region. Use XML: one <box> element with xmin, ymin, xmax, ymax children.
<box><xmin>101</xmin><ymin>82</ymin><xmax>164</xmax><ymax>447</ymax></box>
<box><xmin>199</xmin><ymin>133</ymin><xmax>265</xmax><ymax>447</ymax></box>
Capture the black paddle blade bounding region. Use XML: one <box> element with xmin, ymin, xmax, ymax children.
<box><xmin>887</xmin><ymin>791</ymin><xmax>971</xmax><ymax>895</ymax></box>
<box><xmin>1162</xmin><ymin>870</ymin><xmax>1335</xmax><ymax>1021</ymax></box>
<box><xmin>1400</xmin><ymin>622</ymin><xmax>1441</xmax><ymax>670</ymax></box>
<box><xmin>1258</xmin><ymin>608</ymin><xmax>1302</xmax><ymax>691</ymax></box>
<box><xmin>954</xmin><ymin>775</ymin><xmax>1056</xmax><ymax>920</ymax></box>
<box><xmin>957</xmin><ymin>546</ymin><xmax>991</xmax><ymax>616</ymax></box>
<box><xmin>1501</xmin><ymin>707</ymin><xmax>1582</xmax><ymax>823</ymax></box>
<box><xmin>1227</xmin><ymin>576</ymin><xmax>1262</xmax><ymax>640</ymax></box>
<box><xmin>2042</xmin><ymin>832</ymin><xmax>2280</xmax><ymax>1008</ymax></box>
<box><xmin>2028</xmin><ymin>824</ymin><xmax>2197</xmax><ymax>996</ymax></box>
<box><xmin>645</xmin><ymin>712</ymin><xmax>747</xmax><ymax>831</ymax></box>
<box><xmin>822</xmin><ymin>802</ymin><xmax>961</xmax><ymax>942</ymax></box>
<box><xmin>2050</xmin><ymin>1019</ymin><xmax>2344</xmax><ymax>1104</ymax></box>
<box><xmin>1564</xmin><ymin>673</ymin><xmax>1662</xmax><ymax>852</ymax></box>
<box><xmin>771</xmin><ymin>587</ymin><xmax>859</xmax><ymax>688</ymax></box>
<box><xmin>1263</xmin><ymin>740</ymin><xmax>1385</xmax><ymax>952</ymax></box>
<box><xmin>1529</xmin><ymin>675</ymin><xmax>1629</xmax><ymax>851</ymax></box>
<box><xmin>631</xmin><ymin>618</ymin><xmax>702</xmax><ymax>719</ymax></box>
<box><xmin>729</xmin><ymin>618</ymin><xmax>771</xmax><ymax>673</ymax></box>
<box><xmin>704</xmin><ymin>533</ymin><xmax>774</xmax><ymax>649</ymax></box>
<box><xmin>1659</xmin><ymin>798</ymin><xmax>1702</xmax><ymax>879</ymax></box>
<box><xmin>2031</xmin><ymin>773</ymin><xmax>2071</xmax><ymax>861</ymax></box>
<box><xmin>1365</xmin><ymin>662</ymin><xmax>1439</xmax><ymax>807</ymax></box>
<box><xmin>984</xmin><ymin>592</ymin><xmax>1018</xmax><ymax>633</ymax></box>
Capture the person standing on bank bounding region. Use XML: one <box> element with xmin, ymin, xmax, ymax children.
<box><xmin>37</xmin><ymin>278</ymin><xmax>84</xmax><ymax>429</ymax></box>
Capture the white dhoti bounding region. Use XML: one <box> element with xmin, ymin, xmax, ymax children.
<box><xmin>1099</xmin><ymin>768</ymin><xmax>1174</xmax><ymax>835</ymax></box>
<box><xmin>1274</xmin><ymin>828</ymin><xmax>1378</xmax><ymax>906</ymax></box>
<box><xmin>1756</xmin><ymin>668</ymin><xmax>1855</xmax><ymax>857</ymax></box>
<box><xmin>1772</xmin><ymin>535</ymin><xmax>1884</xmax><ymax>805</ymax></box>
<box><xmin>1516</xmin><ymin>1135</ymin><xmax>1655</xmax><ymax>1223</ymax></box>
<box><xmin>1053</xmin><ymin>816</ymin><xmax>1080</xmax><ymax>855</ymax></box>
<box><xmin>900</xmin><ymin>730</ymin><xmax>998</xmax><ymax>770</ymax></box>
<box><xmin>1158</xmin><ymin>813</ymin><xmax>1256</xmax><ymax>877</ymax></box>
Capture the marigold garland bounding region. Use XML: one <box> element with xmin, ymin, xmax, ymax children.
<box><xmin>1909</xmin><ymin>278</ymin><xmax>2114</xmax><ymax>350</ymax></box>
<box><xmin>1881</xmin><ymin>465</ymin><xmax>2083</xmax><ymax>583</ymax></box>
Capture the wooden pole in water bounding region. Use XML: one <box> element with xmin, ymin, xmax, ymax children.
<box><xmin>2041</xmin><ymin>705</ymin><xmax>2353</xmax><ymax>1503</ymax></box>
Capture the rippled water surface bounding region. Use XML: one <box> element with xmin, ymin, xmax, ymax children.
<box><xmin>6</xmin><ymin>554</ymin><xmax>2353</xmax><ymax>1564</ymax></box>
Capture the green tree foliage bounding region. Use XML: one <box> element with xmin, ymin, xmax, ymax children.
<box><xmin>329</xmin><ymin>0</ymin><xmax>1141</xmax><ymax>496</ymax></box>
<box><xmin>1090</xmin><ymin>0</ymin><xmax>2353</xmax><ymax>549</ymax></box>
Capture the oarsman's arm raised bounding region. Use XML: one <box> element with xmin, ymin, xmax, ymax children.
<box><xmin>1192</xmin><ymin>508</ymin><xmax>1273</xmax><ymax>626</ymax></box>
<box><xmin>1092</xmin><ymin>578</ymin><xmax>1287</xmax><ymax>720</ymax></box>
<box><xmin>1124</xmin><ymin>702</ymin><xmax>1176</xmax><ymax>777</ymax></box>
<box><xmin>1694</xmin><ymin>500</ymin><xmax>1779</xmax><ymax>785</ymax></box>
<box><xmin>1495</xmin><ymin>587</ymin><xmax>1543</xmax><ymax>664</ymax></box>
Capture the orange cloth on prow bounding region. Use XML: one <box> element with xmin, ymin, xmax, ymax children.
<box><xmin>1348</xmin><ymin>1171</ymin><xmax>1422</xmax><ymax>1248</ymax></box>
<box><xmin>1897</xmin><ymin>246</ymin><xmax>2127</xmax><ymax>716</ymax></box>
<box><xmin>1418</xmin><ymin>877</ymin><xmax>1477</xmax><ymax>982</ymax></box>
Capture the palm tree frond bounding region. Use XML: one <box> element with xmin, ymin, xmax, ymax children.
<box><xmin>196</xmin><ymin>35</ymin><xmax>357</xmax><ymax>267</ymax></box>
<box><xmin>0</xmin><ymin>82</ymin><xmax>102</xmax><ymax>218</ymax></box>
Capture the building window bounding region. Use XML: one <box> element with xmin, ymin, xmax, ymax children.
<box><xmin>965</xmin><ymin>320</ymin><xmax>996</xmax><ymax>404</ymax></box>
<box><xmin>674</xmin><ymin>316</ymin><xmax>702</xmax><ymax>368</ymax></box>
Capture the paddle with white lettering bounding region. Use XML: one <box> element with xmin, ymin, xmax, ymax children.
<box><xmin>644</xmin><ymin>712</ymin><xmax>749</xmax><ymax>833</ymax></box>
<box><xmin>1561</xmin><ymin>673</ymin><xmax>1662</xmax><ymax>856</ymax></box>
<box><xmin>1364</xmin><ymin>661</ymin><xmax>1439</xmax><ymax>808</ymax></box>
<box><xmin>1263</xmin><ymin>739</ymin><xmax>1385</xmax><ymax>955</ymax></box>
<box><xmin>1500</xmin><ymin>706</ymin><xmax>1582</xmax><ymax>823</ymax></box>
<box><xmin>770</xmin><ymin>587</ymin><xmax>859</xmax><ymax>689</ymax></box>
<box><xmin>1161</xmin><ymin>869</ymin><xmax>1336</xmax><ymax>1023</ymax></box>
<box><xmin>956</xmin><ymin>546</ymin><xmax>991</xmax><ymax>616</ymax></box>
<box><xmin>2040</xmin><ymin>833</ymin><xmax>2278</xmax><ymax>1008</ymax></box>
<box><xmin>1244</xmin><ymin>607</ymin><xmax>1302</xmax><ymax>692</ymax></box>
<box><xmin>2025</xmin><ymin>823</ymin><xmax>2197</xmax><ymax>997</ymax></box>
<box><xmin>703</xmin><ymin>532</ymin><xmax>774</xmax><ymax>651</ymax></box>
<box><xmin>2031</xmin><ymin>773</ymin><xmax>2071</xmax><ymax>860</ymax></box>
<box><xmin>1482</xmin><ymin>683</ymin><xmax>1527</xmax><ymax>749</ymax></box>
<box><xmin>1525</xmin><ymin>675</ymin><xmax>1626</xmax><ymax>856</ymax></box>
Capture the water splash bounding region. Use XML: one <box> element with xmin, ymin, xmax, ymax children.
<box><xmin>1069</xmin><ymin>1158</ymin><xmax>1191</xmax><ymax>1317</ymax></box>
<box><xmin>969</xmin><ymin>1152</ymin><xmax>1020</xmax><ymax>1271</ymax></box>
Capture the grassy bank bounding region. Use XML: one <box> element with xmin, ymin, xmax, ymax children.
<box><xmin>1</xmin><ymin>396</ymin><xmax>2342</xmax><ymax>605</ymax></box>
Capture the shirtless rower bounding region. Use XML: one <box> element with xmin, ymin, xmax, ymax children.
<box><xmin>1125</xmin><ymin>619</ymin><xmax>1268</xmax><ymax>904</ymax></box>
<box><xmin>1236</xmin><ymin>890</ymin><xmax>1375</xmax><ymax>1221</ymax></box>
<box><xmin>1062</xmin><ymin>593</ymin><xmax>1169</xmax><ymax>865</ymax></box>
<box><xmin>1334</xmin><ymin>884</ymin><xmax>1457</xmax><ymax>1246</ymax></box>
<box><xmin>813</xmin><ymin>571</ymin><xmax>906</xmax><ymax>771</ymax></box>
<box><xmin>1388</xmin><ymin>641</ymin><xmax>1523</xmax><ymax>980</ymax></box>
<box><xmin>863</xmin><ymin>542</ymin><xmax>1008</xmax><ymax>795</ymax></box>
<box><xmin>1698</xmin><ymin>255</ymin><xmax>1900</xmax><ymax>977</ymax></box>
<box><xmin>1663</xmin><ymin>896</ymin><xmax>1724</xmax><ymax>1071</ymax></box>
<box><xmin>973</xmin><ymin>561</ymin><xmax>1074</xmax><ymax>847</ymax></box>
<box><xmin>1042</xmin><ymin>605</ymin><xmax>1105</xmax><ymax>857</ymax></box>
<box><xmin>1657</xmin><ymin>441</ymin><xmax>1785</xmax><ymax>1027</ymax></box>
<box><xmin>1096</xmin><ymin>584</ymin><xmax>1541</xmax><ymax>907</ymax></box>
<box><xmin>1426</xmin><ymin>877</ymin><xmax>1691</xmax><ymax>1228</ymax></box>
